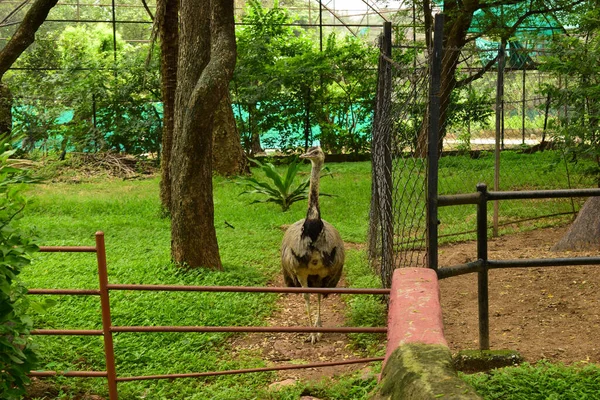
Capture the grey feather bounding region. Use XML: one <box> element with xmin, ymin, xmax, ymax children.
<box><xmin>281</xmin><ymin>218</ymin><xmax>345</xmax><ymax>289</ymax></box>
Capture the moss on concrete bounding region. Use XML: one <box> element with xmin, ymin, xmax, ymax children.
<box><xmin>453</xmin><ymin>349</ymin><xmax>522</xmax><ymax>373</ymax></box>
<box><xmin>370</xmin><ymin>343</ymin><xmax>482</xmax><ymax>400</ymax></box>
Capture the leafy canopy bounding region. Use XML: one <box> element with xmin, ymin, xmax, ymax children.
<box><xmin>7</xmin><ymin>25</ymin><xmax>161</xmax><ymax>157</ymax></box>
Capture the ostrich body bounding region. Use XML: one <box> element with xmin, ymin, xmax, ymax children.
<box><xmin>281</xmin><ymin>146</ymin><xmax>345</xmax><ymax>344</ymax></box>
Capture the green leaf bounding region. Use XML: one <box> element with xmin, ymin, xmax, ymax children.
<box><xmin>7</xmin><ymin>352</ymin><xmax>24</xmax><ymax>364</ymax></box>
<box><xmin>261</xmin><ymin>162</ymin><xmax>286</xmax><ymax>193</ymax></box>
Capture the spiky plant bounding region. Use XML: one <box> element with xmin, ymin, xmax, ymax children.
<box><xmin>239</xmin><ymin>157</ymin><xmax>331</xmax><ymax>212</ymax></box>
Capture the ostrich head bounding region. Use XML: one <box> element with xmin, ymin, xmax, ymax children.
<box><xmin>300</xmin><ymin>146</ymin><xmax>325</xmax><ymax>164</ymax></box>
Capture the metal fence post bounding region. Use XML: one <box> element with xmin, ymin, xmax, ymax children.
<box><xmin>476</xmin><ymin>184</ymin><xmax>490</xmax><ymax>350</ymax></box>
<box><xmin>522</xmin><ymin>67</ymin><xmax>526</xmax><ymax>145</ymax></box>
<box><xmin>427</xmin><ymin>14</ymin><xmax>444</xmax><ymax>271</ymax></box>
<box><xmin>371</xmin><ymin>21</ymin><xmax>395</xmax><ymax>287</ymax></box>
<box><xmin>96</xmin><ymin>232</ymin><xmax>119</xmax><ymax>399</ymax></box>
<box><xmin>493</xmin><ymin>45</ymin><xmax>505</xmax><ymax>237</ymax></box>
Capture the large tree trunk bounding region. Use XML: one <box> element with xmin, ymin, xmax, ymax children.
<box><xmin>0</xmin><ymin>84</ymin><xmax>12</xmax><ymax>136</ymax></box>
<box><xmin>158</xmin><ymin>0</ymin><xmax>179</xmax><ymax>214</ymax></box>
<box><xmin>553</xmin><ymin>197</ymin><xmax>600</xmax><ymax>251</ymax></box>
<box><xmin>213</xmin><ymin>91</ymin><xmax>247</xmax><ymax>176</ymax></box>
<box><xmin>170</xmin><ymin>0</ymin><xmax>236</xmax><ymax>269</ymax></box>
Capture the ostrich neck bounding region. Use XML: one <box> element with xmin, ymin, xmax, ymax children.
<box><xmin>306</xmin><ymin>159</ymin><xmax>322</xmax><ymax>220</ymax></box>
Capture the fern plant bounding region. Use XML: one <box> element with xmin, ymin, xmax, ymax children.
<box><xmin>239</xmin><ymin>157</ymin><xmax>330</xmax><ymax>212</ymax></box>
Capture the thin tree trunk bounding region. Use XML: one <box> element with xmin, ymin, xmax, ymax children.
<box><xmin>248</xmin><ymin>102</ymin><xmax>264</xmax><ymax>156</ymax></box>
<box><xmin>415</xmin><ymin>0</ymin><xmax>477</xmax><ymax>157</ymax></box>
<box><xmin>158</xmin><ymin>0</ymin><xmax>179</xmax><ymax>214</ymax></box>
<box><xmin>170</xmin><ymin>0</ymin><xmax>236</xmax><ymax>269</ymax></box>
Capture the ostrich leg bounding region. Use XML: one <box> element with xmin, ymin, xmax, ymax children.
<box><xmin>303</xmin><ymin>292</ymin><xmax>313</xmax><ymax>326</ymax></box>
<box><xmin>304</xmin><ymin>293</ymin><xmax>320</xmax><ymax>344</ymax></box>
<box><xmin>299</xmin><ymin>277</ymin><xmax>317</xmax><ymax>343</ymax></box>
<box><xmin>312</xmin><ymin>293</ymin><xmax>323</xmax><ymax>343</ymax></box>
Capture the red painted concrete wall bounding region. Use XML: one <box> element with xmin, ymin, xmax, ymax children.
<box><xmin>384</xmin><ymin>267</ymin><xmax>447</xmax><ymax>365</ymax></box>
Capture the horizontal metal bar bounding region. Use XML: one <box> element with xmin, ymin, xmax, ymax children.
<box><xmin>43</xmin><ymin>20</ymin><xmax>387</xmax><ymax>27</ymax></box>
<box><xmin>437</xmin><ymin>260</ymin><xmax>483</xmax><ymax>279</ymax></box>
<box><xmin>29</xmin><ymin>370</ymin><xmax>108</xmax><ymax>378</ymax></box>
<box><xmin>440</xmin><ymin>188</ymin><xmax>600</xmax><ymax>206</ymax></box>
<box><xmin>488</xmin><ymin>257</ymin><xmax>600</xmax><ymax>269</ymax></box>
<box><xmin>487</xmin><ymin>188</ymin><xmax>600</xmax><ymax>201</ymax></box>
<box><xmin>46</xmin><ymin>19</ymin><xmax>150</xmax><ymax>24</ymax></box>
<box><xmin>116</xmin><ymin>357</ymin><xmax>384</xmax><ymax>382</ymax></box>
<box><xmin>107</xmin><ymin>284</ymin><xmax>390</xmax><ymax>295</ymax></box>
<box><xmin>31</xmin><ymin>329</ymin><xmax>103</xmax><ymax>336</ymax></box>
<box><xmin>236</xmin><ymin>22</ymin><xmax>385</xmax><ymax>28</ymax></box>
<box><xmin>111</xmin><ymin>326</ymin><xmax>387</xmax><ymax>334</ymax></box>
<box><xmin>438</xmin><ymin>192</ymin><xmax>481</xmax><ymax>207</ymax></box>
<box><xmin>27</xmin><ymin>289</ymin><xmax>100</xmax><ymax>295</ymax></box>
<box><xmin>39</xmin><ymin>246</ymin><xmax>97</xmax><ymax>253</ymax></box>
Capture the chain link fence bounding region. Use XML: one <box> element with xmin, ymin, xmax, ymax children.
<box><xmin>369</xmin><ymin>23</ymin><xmax>430</xmax><ymax>288</ymax></box>
<box><xmin>369</xmin><ymin>23</ymin><xmax>598</xmax><ymax>288</ymax></box>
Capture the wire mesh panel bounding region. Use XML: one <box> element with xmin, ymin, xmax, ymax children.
<box><xmin>370</xmin><ymin>23</ymin><xmax>599</xmax><ymax>288</ymax></box>
<box><xmin>370</xmin><ymin>24</ymin><xmax>430</xmax><ymax>288</ymax></box>
<box><xmin>436</xmin><ymin>44</ymin><xmax>596</xmax><ymax>242</ymax></box>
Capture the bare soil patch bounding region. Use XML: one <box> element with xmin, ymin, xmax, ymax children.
<box><xmin>229</xmin><ymin>275</ymin><xmax>383</xmax><ymax>384</ymax></box>
<box><xmin>439</xmin><ymin>225</ymin><xmax>600</xmax><ymax>364</ymax></box>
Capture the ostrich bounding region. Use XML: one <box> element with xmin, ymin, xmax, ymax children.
<box><xmin>281</xmin><ymin>146</ymin><xmax>345</xmax><ymax>344</ymax></box>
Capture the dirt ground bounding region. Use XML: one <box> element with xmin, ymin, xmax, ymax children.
<box><xmin>229</xmin><ymin>274</ymin><xmax>384</xmax><ymax>385</ymax></box>
<box><xmin>233</xmin><ymin>224</ymin><xmax>600</xmax><ymax>386</ymax></box>
<box><xmin>439</xmin><ymin>225</ymin><xmax>600</xmax><ymax>365</ymax></box>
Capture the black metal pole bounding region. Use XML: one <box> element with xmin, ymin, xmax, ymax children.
<box><xmin>493</xmin><ymin>44</ymin><xmax>505</xmax><ymax>237</ymax></box>
<box><xmin>522</xmin><ymin>67</ymin><xmax>526</xmax><ymax>145</ymax></box>
<box><xmin>427</xmin><ymin>14</ymin><xmax>444</xmax><ymax>270</ymax></box>
<box><xmin>380</xmin><ymin>21</ymin><xmax>394</xmax><ymax>283</ymax></box>
<box><xmin>319</xmin><ymin>0</ymin><xmax>323</xmax><ymax>52</ymax></box>
<box><xmin>111</xmin><ymin>0</ymin><xmax>118</xmax><ymax>67</ymax></box>
<box><xmin>476</xmin><ymin>183</ymin><xmax>490</xmax><ymax>350</ymax></box>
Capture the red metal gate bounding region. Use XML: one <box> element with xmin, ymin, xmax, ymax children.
<box><xmin>28</xmin><ymin>232</ymin><xmax>388</xmax><ymax>399</ymax></box>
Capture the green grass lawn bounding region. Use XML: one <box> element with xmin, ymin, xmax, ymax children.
<box><xmin>21</xmin><ymin>161</ymin><xmax>380</xmax><ymax>399</ymax></box>
<box><xmin>17</xmin><ymin>151</ymin><xmax>600</xmax><ymax>399</ymax></box>
<box><xmin>462</xmin><ymin>362</ymin><xmax>600</xmax><ymax>400</ymax></box>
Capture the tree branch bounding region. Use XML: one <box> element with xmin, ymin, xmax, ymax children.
<box><xmin>457</xmin><ymin>0</ymin><xmax>584</xmax><ymax>88</ymax></box>
<box><xmin>477</xmin><ymin>0</ymin><xmax>526</xmax><ymax>10</ymax></box>
<box><xmin>0</xmin><ymin>0</ymin><xmax>30</xmax><ymax>26</ymax></box>
<box><xmin>139</xmin><ymin>0</ymin><xmax>154</xmax><ymax>20</ymax></box>
<box><xmin>464</xmin><ymin>30</ymin><xmax>486</xmax><ymax>44</ymax></box>
<box><xmin>501</xmin><ymin>0</ymin><xmax>583</xmax><ymax>40</ymax></box>
<box><xmin>0</xmin><ymin>0</ymin><xmax>58</xmax><ymax>78</ymax></box>
<box><xmin>456</xmin><ymin>51</ymin><xmax>501</xmax><ymax>88</ymax></box>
